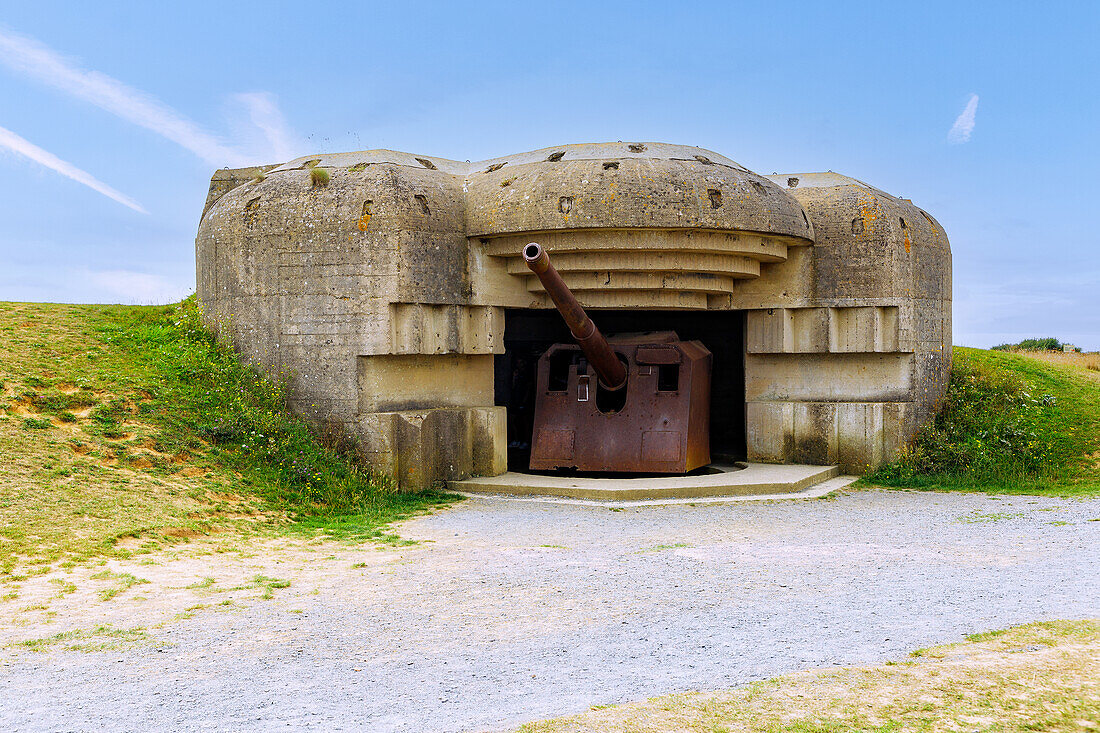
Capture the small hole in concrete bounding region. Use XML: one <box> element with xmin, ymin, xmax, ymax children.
<box><xmin>415</xmin><ymin>158</ymin><xmax>437</xmax><ymax>170</ymax></box>
<box><xmin>899</xmin><ymin>217</ymin><xmax>908</xmax><ymax>229</ymax></box>
<box><xmin>485</xmin><ymin>162</ymin><xmax>507</xmax><ymax>172</ymax></box>
<box><xmin>244</xmin><ymin>197</ymin><xmax>261</xmax><ymax>228</ymax></box>
<box><xmin>546</xmin><ymin>151</ymin><xmax>565</xmax><ymax>162</ymax></box>
<box><xmin>628</xmin><ymin>143</ymin><xmax>647</xmax><ymax>152</ymax></box>
<box><xmin>802</xmin><ymin>210</ymin><xmax>809</xmax><ymax>227</ymax></box>
<box><xmin>751</xmin><ymin>181</ymin><xmax>768</xmax><ymax>195</ymax></box>
<box><xmin>851</xmin><ymin>217</ymin><xmax>865</xmax><ymax>234</ymax></box>
<box><xmin>414</xmin><ymin>194</ymin><xmax>430</xmax><ymax>215</ymax></box>
<box><xmin>707</xmin><ymin>189</ymin><xmax>722</xmax><ymax>209</ymax></box>
<box><xmin>787</xmin><ymin>177</ymin><xmax>799</xmax><ymax>188</ymax></box>
<box><xmin>603</xmin><ymin>161</ymin><xmax>619</xmax><ymax>170</ymax></box>
<box><xmin>558</xmin><ymin>196</ymin><xmax>573</xmax><ymax>214</ymax></box>
<box><xmin>694</xmin><ymin>155</ymin><xmax>714</xmax><ymax>165</ymax></box>
<box><xmin>358</xmin><ymin>200</ymin><xmax>373</xmax><ymax>231</ymax></box>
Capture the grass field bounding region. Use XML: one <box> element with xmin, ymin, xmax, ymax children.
<box><xmin>514</xmin><ymin>620</ymin><xmax>1100</xmax><ymax>733</ymax></box>
<box><xmin>0</xmin><ymin>300</ymin><xmax>454</xmax><ymax>576</ymax></box>
<box><xmin>1016</xmin><ymin>349</ymin><xmax>1100</xmax><ymax>375</ymax></box>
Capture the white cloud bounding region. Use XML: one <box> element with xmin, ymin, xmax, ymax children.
<box><xmin>86</xmin><ymin>270</ymin><xmax>192</xmax><ymax>304</ymax></box>
<box><xmin>0</xmin><ymin>27</ymin><xmax>250</xmax><ymax>167</ymax></box>
<box><xmin>948</xmin><ymin>93</ymin><xmax>979</xmax><ymax>144</ymax></box>
<box><xmin>0</xmin><ymin>124</ymin><xmax>147</xmax><ymax>212</ymax></box>
<box><xmin>232</xmin><ymin>91</ymin><xmax>303</xmax><ymax>162</ymax></box>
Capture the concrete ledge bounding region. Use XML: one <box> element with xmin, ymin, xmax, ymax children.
<box><xmin>449</xmin><ymin>462</ymin><xmax>840</xmax><ymax>501</ymax></box>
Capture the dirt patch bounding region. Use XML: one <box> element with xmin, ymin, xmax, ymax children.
<box><xmin>160</xmin><ymin>528</ymin><xmax>201</xmax><ymax>539</ymax></box>
<box><xmin>9</xmin><ymin>398</ymin><xmax>36</xmax><ymax>417</ymax></box>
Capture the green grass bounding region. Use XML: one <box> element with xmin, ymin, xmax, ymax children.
<box><xmin>7</xmin><ymin>624</ymin><xmax>156</xmax><ymax>652</ymax></box>
<box><xmin>866</xmin><ymin>346</ymin><xmax>1100</xmax><ymax>496</ymax></box>
<box><xmin>0</xmin><ymin>299</ymin><xmax>458</xmax><ymax>572</ymax></box>
<box><xmin>91</xmin><ymin>569</ymin><xmax>151</xmax><ymax>600</ymax></box>
<box><xmin>309</xmin><ymin>166</ymin><xmax>330</xmax><ymax>187</ymax></box>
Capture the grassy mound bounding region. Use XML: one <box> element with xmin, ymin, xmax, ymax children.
<box><xmin>0</xmin><ymin>299</ymin><xmax>453</xmax><ymax>574</ymax></box>
<box><xmin>868</xmin><ymin>347</ymin><xmax>1100</xmax><ymax>495</ymax></box>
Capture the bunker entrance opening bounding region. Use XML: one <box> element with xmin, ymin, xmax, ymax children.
<box><xmin>495</xmin><ymin>309</ymin><xmax>746</xmax><ymax>473</ymax></box>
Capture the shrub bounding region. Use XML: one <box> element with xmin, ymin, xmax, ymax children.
<box><xmin>309</xmin><ymin>167</ymin><xmax>330</xmax><ymax>188</ymax></box>
<box><xmin>870</xmin><ymin>352</ymin><xmax>1059</xmax><ymax>485</ymax></box>
<box><xmin>992</xmin><ymin>337</ymin><xmax>1062</xmax><ymax>351</ymax></box>
<box><xmin>22</xmin><ymin>417</ymin><xmax>52</xmax><ymax>430</ymax></box>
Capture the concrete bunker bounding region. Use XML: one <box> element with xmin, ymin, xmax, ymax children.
<box><xmin>196</xmin><ymin>143</ymin><xmax>951</xmax><ymax>490</ymax></box>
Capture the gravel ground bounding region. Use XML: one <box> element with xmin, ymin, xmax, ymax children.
<box><xmin>2</xmin><ymin>488</ymin><xmax>1099</xmax><ymax>732</ymax></box>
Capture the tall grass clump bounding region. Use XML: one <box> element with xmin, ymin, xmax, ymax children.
<box><xmin>96</xmin><ymin>296</ymin><xmax>393</xmax><ymax>516</ymax></box>
<box><xmin>869</xmin><ymin>347</ymin><xmax>1100</xmax><ymax>493</ymax></box>
<box><xmin>309</xmin><ymin>166</ymin><xmax>330</xmax><ymax>188</ymax></box>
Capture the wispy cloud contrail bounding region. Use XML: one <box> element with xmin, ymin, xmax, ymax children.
<box><xmin>0</xmin><ymin>27</ymin><xmax>250</xmax><ymax>167</ymax></box>
<box><xmin>948</xmin><ymin>93</ymin><xmax>979</xmax><ymax>144</ymax></box>
<box><xmin>233</xmin><ymin>92</ymin><xmax>302</xmax><ymax>162</ymax></box>
<box><xmin>0</xmin><ymin>124</ymin><xmax>147</xmax><ymax>213</ymax></box>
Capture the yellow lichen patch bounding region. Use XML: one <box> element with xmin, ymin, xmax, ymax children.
<box><xmin>857</xmin><ymin>191</ymin><xmax>879</xmax><ymax>234</ymax></box>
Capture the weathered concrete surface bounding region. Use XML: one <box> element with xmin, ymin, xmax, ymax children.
<box><xmin>196</xmin><ymin>145</ymin><xmax>952</xmax><ymax>488</ymax></box>
<box><xmin>452</xmin><ymin>462</ymin><xmax>839</xmax><ymax>500</ymax></box>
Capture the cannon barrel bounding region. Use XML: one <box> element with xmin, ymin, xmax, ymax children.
<box><xmin>523</xmin><ymin>242</ymin><xmax>627</xmax><ymax>391</ymax></box>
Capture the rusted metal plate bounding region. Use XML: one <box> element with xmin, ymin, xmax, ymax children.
<box><xmin>635</xmin><ymin>345</ymin><xmax>681</xmax><ymax>364</ymax></box>
<box><xmin>529</xmin><ymin>337</ymin><xmax>711</xmax><ymax>473</ymax></box>
<box><xmin>533</xmin><ymin>428</ymin><xmax>575</xmax><ymax>460</ymax></box>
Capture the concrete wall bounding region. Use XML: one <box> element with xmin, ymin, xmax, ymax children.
<box><xmin>741</xmin><ymin>173</ymin><xmax>952</xmax><ymax>472</ymax></box>
<box><xmin>196</xmin><ymin>146</ymin><xmax>951</xmax><ymax>487</ymax></box>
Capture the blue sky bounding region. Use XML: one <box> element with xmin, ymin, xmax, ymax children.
<box><xmin>0</xmin><ymin>1</ymin><xmax>1096</xmax><ymax>349</ymax></box>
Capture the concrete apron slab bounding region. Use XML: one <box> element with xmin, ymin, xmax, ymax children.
<box><xmin>449</xmin><ymin>462</ymin><xmax>847</xmax><ymax>503</ymax></box>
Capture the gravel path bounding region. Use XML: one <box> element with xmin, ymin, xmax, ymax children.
<box><xmin>2</xmin><ymin>488</ymin><xmax>1099</xmax><ymax>732</ymax></box>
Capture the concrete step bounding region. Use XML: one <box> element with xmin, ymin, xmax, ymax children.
<box><xmin>449</xmin><ymin>462</ymin><xmax>842</xmax><ymax>502</ymax></box>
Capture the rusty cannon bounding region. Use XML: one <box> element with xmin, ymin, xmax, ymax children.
<box><xmin>522</xmin><ymin>242</ymin><xmax>712</xmax><ymax>473</ymax></box>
